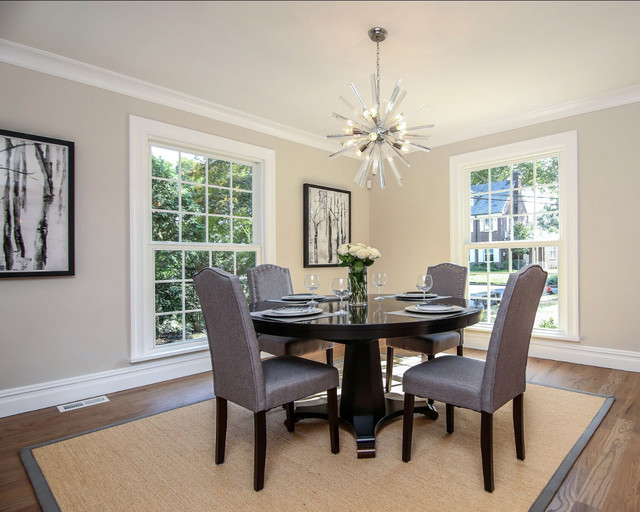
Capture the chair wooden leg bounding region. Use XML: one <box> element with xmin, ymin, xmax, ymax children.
<box><xmin>481</xmin><ymin>411</ymin><xmax>494</xmax><ymax>492</ymax></box>
<box><xmin>385</xmin><ymin>346</ymin><xmax>395</xmax><ymax>393</ymax></box>
<box><xmin>215</xmin><ymin>396</ymin><xmax>227</xmax><ymax>465</ymax></box>
<box><xmin>457</xmin><ymin>329</ymin><xmax>464</xmax><ymax>356</ymax></box>
<box><xmin>254</xmin><ymin>411</ymin><xmax>267</xmax><ymax>491</ymax></box>
<box><xmin>446</xmin><ymin>403</ymin><xmax>454</xmax><ymax>433</ymax></box>
<box><xmin>326</xmin><ymin>347</ymin><xmax>334</xmax><ymax>366</ymax></box>
<box><xmin>513</xmin><ymin>393</ymin><xmax>525</xmax><ymax>460</ymax></box>
<box><xmin>402</xmin><ymin>393</ymin><xmax>415</xmax><ymax>462</ymax></box>
<box><xmin>284</xmin><ymin>402</ymin><xmax>295</xmax><ymax>432</ymax></box>
<box><xmin>327</xmin><ymin>387</ymin><xmax>340</xmax><ymax>454</ymax></box>
<box><xmin>427</xmin><ymin>354</ymin><xmax>435</xmax><ymax>405</ymax></box>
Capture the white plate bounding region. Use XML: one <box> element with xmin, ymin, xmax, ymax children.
<box><xmin>281</xmin><ymin>294</ymin><xmax>326</xmax><ymax>301</ymax></box>
<box><xmin>396</xmin><ymin>293</ymin><xmax>437</xmax><ymax>300</ymax></box>
<box><xmin>262</xmin><ymin>307</ymin><xmax>323</xmax><ymax>317</ymax></box>
<box><xmin>405</xmin><ymin>304</ymin><xmax>460</xmax><ymax>314</ymax></box>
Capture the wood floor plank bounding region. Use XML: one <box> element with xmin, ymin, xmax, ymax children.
<box><xmin>574</xmin><ymin>418</ymin><xmax>633</xmax><ymax>507</ymax></box>
<box><xmin>604</xmin><ymin>436</ymin><xmax>640</xmax><ymax>511</ymax></box>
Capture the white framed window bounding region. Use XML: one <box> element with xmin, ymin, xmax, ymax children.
<box><xmin>450</xmin><ymin>131</ymin><xmax>578</xmax><ymax>341</ymax></box>
<box><xmin>129</xmin><ymin>116</ymin><xmax>276</xmax><ymax>362</ymax></box>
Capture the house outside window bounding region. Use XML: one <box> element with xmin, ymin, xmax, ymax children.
<box><xmin>130</xmin><ymin>117</ymin><xmax>275</xmax><ymax>361</ymax></box>
<box><xmin>450</xmin><ymin>132</ymin><xmax>578</xmax><ymax>341</ymax></box>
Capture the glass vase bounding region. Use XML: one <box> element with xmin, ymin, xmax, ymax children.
<box><xmin>348</xmin><ymin>266</ymin><xmax>368</xmax><ymax>307</ymax></box>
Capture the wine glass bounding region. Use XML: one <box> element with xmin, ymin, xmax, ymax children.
<box><xmin>304</xmin><ymin>274</ymin><xmax>320</xmax><ymax>304</ymax></box>
<box><xmin>372</xmin><ymin>300</ymin><xmax>387</xmax><ymax>323</ymax></box>
<box><xmin>372</xmin><ymin>271</ymin><xmax>388</xmax><ymax>301</ymax></box>
<box><xmin>416</xmin><ymin>274</ymin><xmax>433</xmax><ymax>304</ymax></box>
<box><xmin>332</xmin><ymin>277</ymin><xmax>350</xmax><ymax>315</ymax></box>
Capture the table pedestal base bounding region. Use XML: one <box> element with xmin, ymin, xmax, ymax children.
<box><xmin>292</xmin><ymin>339</ymin><xmax>438</xmax><ymax>458</ymax></box>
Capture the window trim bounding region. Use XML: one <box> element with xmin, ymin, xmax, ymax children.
<box><xmin>449</xmin><ymin>131</ymin><xmax>579</xmax><ymax>341</ymax></box>
<box><xmin>129</xmin><ymin>116</ymin><xmax>276</xmax><ymax>362</ymax></box>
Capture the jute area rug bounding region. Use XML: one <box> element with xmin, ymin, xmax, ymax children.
<box><xmin>22</xmin><ymin>383</ymin><xmax>611</xmax><ymax>512</ymax></box>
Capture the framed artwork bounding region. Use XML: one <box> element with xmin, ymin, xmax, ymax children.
<box><xmin>303</xmin><ymin>183</ymin><xmax>351</xmax><ymax>267</ymax></box>
<box><xmin>0</xmin><ymin>129</ymin><xmax>75</xmax><ymax>278</ymax></box>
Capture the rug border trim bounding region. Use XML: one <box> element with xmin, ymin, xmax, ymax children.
<box><xmin>527</xmin><ymin>382</ymin><xmax>614</xmax><ymax>512</ymax></box>
<box><xmin>19</xmin><ymin>397</ymin><xmax>212</xmax><ymax>512</ymax></box>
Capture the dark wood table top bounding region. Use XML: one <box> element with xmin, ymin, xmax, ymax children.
<box><xmin>250</xmin><ymin>295</ymin><xmax>483</xmax><ymax>343</ymax></box>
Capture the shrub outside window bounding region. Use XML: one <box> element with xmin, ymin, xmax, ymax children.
<box><xmin>130</xmin><ymin>117</ymin><xmax>275</xmax><ymax>362</ymax></box>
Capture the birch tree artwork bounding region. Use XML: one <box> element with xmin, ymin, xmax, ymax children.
<box><xmin>1</xmin><ymin>130</ymin><xmax>74</xmax><ymax>277</ymax></box>
<box><xmin>304</xmin><ymin>184</ymin><xmax>350</xmax><ymax>267</ymax></box>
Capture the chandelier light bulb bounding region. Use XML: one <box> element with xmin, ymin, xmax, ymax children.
<box><xmin>326</xmin><ymin>27</ymin><xmax>434</xmax><ymax>189</ymax></box>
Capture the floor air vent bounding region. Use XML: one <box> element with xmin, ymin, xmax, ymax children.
<box><xmin>57</xmin><ymin>395</ymin><xmax>110</xmax><ymax>412</ymax></box>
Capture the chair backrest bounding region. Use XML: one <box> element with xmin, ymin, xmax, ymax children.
<box><xmin>427</xmin><ymin>263</ymin><xmax>468</xmax><ymax>298</ymax></box>
<box><xmin>247</xmin><ymin>264</ymin><xmax>294</xmax><ymax>302</ymax></box>
<box><xmin>193</xmin><ymin>267</ymin><xmax>266</xmax><ymax>412</ymax></box>
<box><xmin>480</xmin><ymin>264</ymin><xmax>547</xmax><ymax>413</ymax></box>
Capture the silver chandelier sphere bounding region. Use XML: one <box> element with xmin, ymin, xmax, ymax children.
<box><xmin>327</xmin><ymin>27</ymin><xmax>434</xmax><ymax>189</ymax></box>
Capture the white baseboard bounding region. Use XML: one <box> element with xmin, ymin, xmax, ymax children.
<box><xmin>464</xmin><ymin>331</ymin><xmax>640</xmax><ymax>372</ymax></box>
<box><xmin>0</xmin><ymin>352</ymin><xmax>212</xmax><ymax>419</ymax></box>
<box><xmin>2</xmin><ymin>336</ymin><xmax>638</xmax><ymax>419</ymax></box>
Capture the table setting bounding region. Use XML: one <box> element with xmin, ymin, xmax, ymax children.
<box><xmin>250</xmin><ymin>274</ymin><xmax>345</xmax><ymax>322</ymax></box>
<box><xmin>248</xmin><ymin>245</ymin><xmax>483</xmax><ymax>458</ymax></box>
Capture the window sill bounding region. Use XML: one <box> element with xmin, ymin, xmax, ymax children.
<box><xmin>466</xmin><ymin>325</ymin><xmax>580</xmax><ymax>344</ymax></box>
<box><xmin>130</xmin><ymin>340</ymin><xmax>208</xmax><ymax>363</ymax></box>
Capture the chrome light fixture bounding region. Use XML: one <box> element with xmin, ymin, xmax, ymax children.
<box><xmin>327</xmin><ymin>27</ymin><xmax>433</xmax><ymax>188</ymax></box>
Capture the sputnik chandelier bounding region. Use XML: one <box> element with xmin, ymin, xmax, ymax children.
<box><xmin>327</xmin><ymin>27</ymin><xmax>433</xmax><ymax>188</ymax></box>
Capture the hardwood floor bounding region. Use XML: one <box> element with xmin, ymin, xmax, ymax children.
<box><xmin>1</xmin><ymin>346</ymin><xmax>638</xmax><ymax>511</ymax></box>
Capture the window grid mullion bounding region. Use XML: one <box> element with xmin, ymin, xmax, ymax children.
<box><xmin>467</xmin><ymin>157</ymin><xmax>560</xmax><ymax>331</ymax></box>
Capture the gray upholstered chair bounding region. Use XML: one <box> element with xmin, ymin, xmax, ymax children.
<box><xmin>401</xmin><ymin>264</ymin><xmax>547</xmax><ymax>492</ymax></box>
<box><xmin>193</xmin><ymin>267</ymin><xmax>340</xmax><ymax>491</ymax></box>
<box><xmin>247</xmin><ymin>264</ymin><xmax>335</xmax><ymax>365</ymax></box>
<box><xmin>385</xmin><ymin>263</ymin><xmax>468</xmax><ymax>393</ymax></box>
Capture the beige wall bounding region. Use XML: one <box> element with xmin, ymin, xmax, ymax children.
<box><xmin>0</xmin><ymin>63</ymin><xmax>365</xmax><ymax>389</ymax></box>
<box><xmin>370</xmin><ymin>101</ymin><xmax>640</xmax><ymax>352</ymax></box>
<box><xmin>1</xmin><ymin>61</ymin><xmax>639</xmax><ymax>393</ymax></box>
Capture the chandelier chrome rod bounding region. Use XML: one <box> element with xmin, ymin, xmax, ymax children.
<box><xmin>329</xmin><ymin>137</ymin><xmax>369</xmax><ymax>159</ymax></box>
<box><xmin>327</xmin><ymin>26</ymin><xmax>433</xmax><ymax>189</ymax></box>
<box><xmin>404</xmin><ymin>124</ymin><xmax>435</xmax><ymax>132</ymax></box>
<box><xmin>349</xmin><ymin>83</ymin><xmax>369</xmax><ymax>112</ymax></box>
<box><xmin>339</xmin><ymin>96</ymin><xmax>373</xmax><ymax>125</ymax></box>
<box><xmin>381</xmin><ymin>89</ymin><xmax>407</xmax><ymax>127</ymax></box>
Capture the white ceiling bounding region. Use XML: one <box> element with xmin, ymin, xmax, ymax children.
<box><xmin>2</xmin><ymin>1</ymin><xmax>640</xmax><ymax>148</ymax></box>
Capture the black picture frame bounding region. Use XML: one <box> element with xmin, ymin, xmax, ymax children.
<box><xmin>303</xmin><ymin>183</ymin><xmax>351</xmax><ymax>267</ymax></box>
<box><xmin>0</xmin><ymin>129</ymin><xmax>75</xmax><ymax>278</ymax></box>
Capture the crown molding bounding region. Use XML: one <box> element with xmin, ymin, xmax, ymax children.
<box><xmin>433</xmin><ymin>84</ymin><xmax>640</xmax><ymax>147</ymax></box>
<box><xmin>0</xmin><ymin>39</ymin><xmax>338</xmax><ymax>153</ymax></box>
<box><xmin>2</xmin><ymin>38</ymin><xmax>639</xmax><ymax>152</ymax></box>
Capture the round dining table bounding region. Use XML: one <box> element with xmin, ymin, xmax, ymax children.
<box><xmin>251</xmin><ymin>294</ymin><xmax>483</xmax><ymax>458</ymax></box>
